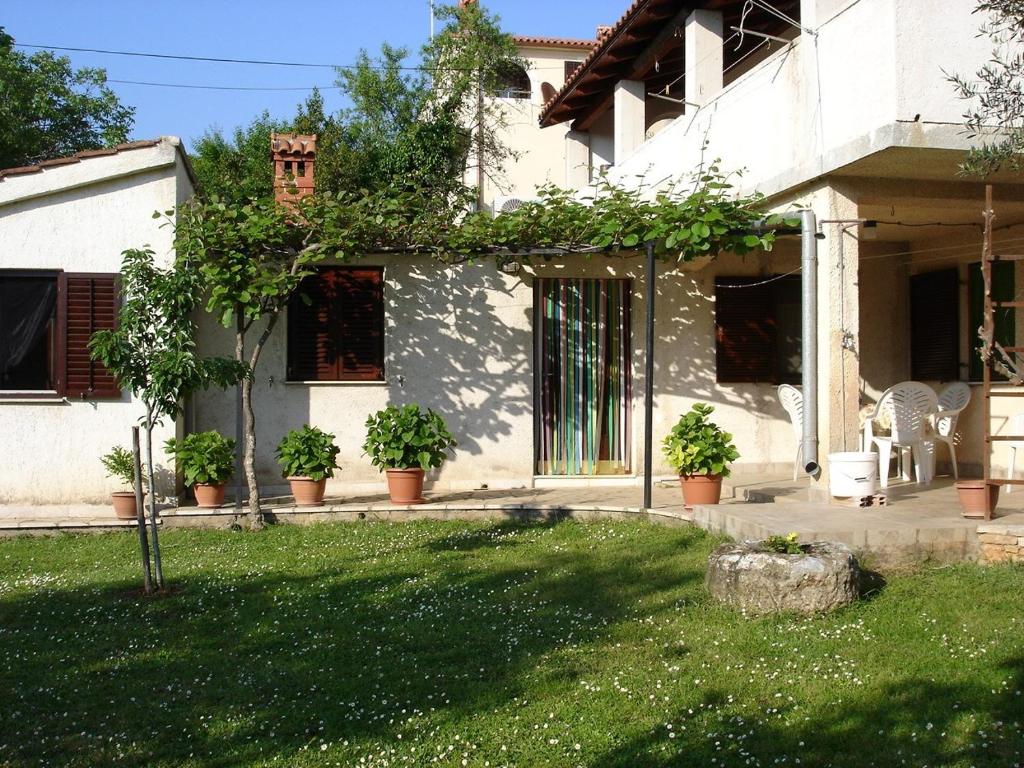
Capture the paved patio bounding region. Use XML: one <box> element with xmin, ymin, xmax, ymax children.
<box><xmin>4</xmin><ymin>474</ymin><xmax>1024</xmax><ymax>566</ymax></box>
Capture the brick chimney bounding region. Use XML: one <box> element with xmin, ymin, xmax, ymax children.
<box><xmin>271</xmin><ymin>132</ymin><xmax>317</xmax><ymax>204</ymax></box>
<box><xmin>597</xmin><ymin>25</ymin><xmax>612</xmax><ymax>38</ymax></box>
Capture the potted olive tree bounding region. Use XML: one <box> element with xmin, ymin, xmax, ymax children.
<box><xmin>363</xmin><ymin>404</ymin><xmax>456</xmax><ymax>504</ymax></box>
<box><xmin>164</xmin><ymin>431</ymin><xmax>236</xmax><ymax>508</ymax></box>
<box><xmin>101</xmin><ymin>446</ymin><xmax>138</xmax><ymax>519</ymax></box>
<box><xmin>275</xmin><ymin>425</ymin><xmax>340</xmax><ymax>506</ymax></box>
<box><xmin>662</xmin><ymin>403</ymin><xmax>740</xmax><ymax>506</ymax></box>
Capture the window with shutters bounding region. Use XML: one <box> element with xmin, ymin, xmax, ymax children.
<box><xmin>286</xmin><ymin>267</ymin><xmax>385</xmax><ymax>382</ymax></box>
<box><xmin>909</xmin><ymin>269</ymin><xmax>960</xmax><ymax>381</ymax></box>
<box><xmin>715</xmin><ymin>275</ymin><xmax>802</xmax><ymax>384</ymax></box>
<box><xmin>564</xmin><ymin>60</ymin><xmax>581</xmax><ymax>82</ymax></box>
<box><xmin>0</xmin><ymin>270</ymin><xmax>119</xmax><ymax>398</ymax></box>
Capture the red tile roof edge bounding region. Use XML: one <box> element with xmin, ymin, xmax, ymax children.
<box><xmin>0</xmin><ymin>139</ymin><xmax>162</xmax><ymax>180</ymax></box>
<box><xmin>513</xmin><ymin>35</ymin><xmax>598</xmax><ymax>50</ymax></box>
<box><xmin>538</xmin><ymin>0</ymin><xmax>652</xmax><ymax>127</ymax></box>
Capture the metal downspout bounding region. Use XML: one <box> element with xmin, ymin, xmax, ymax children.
<box><xmin>800</xmin><ymin>209</ymin><xmax>820</xmax><ymax>476</ymax></box>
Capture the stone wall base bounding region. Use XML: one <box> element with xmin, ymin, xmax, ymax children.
<box><xmin>978</xmin><ymin>525</ymin><xmax>1024</xmax><ymax>564</ymax></box>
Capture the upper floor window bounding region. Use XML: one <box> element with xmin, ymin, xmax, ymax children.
<box><xmin>493</xmin><ymin>63</ymin><xmax>531</xmax><ymax>99</ymax></box>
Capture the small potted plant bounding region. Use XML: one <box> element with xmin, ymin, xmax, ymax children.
<box><xmin>275</xmin><ymin>425</ymin><xmax>340</xmax><ymax>506</ymax></box>
<box><xmin>101</xmin><ymin>446</ymin><xmax>138</xmax><ymax>519</ymax></box>
<box><xmin>164</xmin><ymin>430</ymin><xmax>235</xmax><ymax>508</ymax></box>
<box><xmin>363</xmin><ymin>404</ymin><xmax>456</xmax><ymax>504</ymax></box>
<box><xmin>662</xmin><ymin>402</ymin><xmax>740</xmax><ymax>506</ymax></box>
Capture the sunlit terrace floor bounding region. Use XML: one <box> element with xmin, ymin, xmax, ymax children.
<box><xmin>4</xmin><ymin>474</ymin><xmax>1023</xmax><ymax>566</ymax></box>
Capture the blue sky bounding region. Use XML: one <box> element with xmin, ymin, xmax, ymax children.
<box><xmin>4</xmin><ymin>1</ymin><xmax>625</xmax><ymax>151</ymax></box>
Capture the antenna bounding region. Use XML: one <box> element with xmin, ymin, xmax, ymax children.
<box><xmin>429</xmin><ymin>0</ymin><xmax>435</xmax><ymax>40</ymax></box>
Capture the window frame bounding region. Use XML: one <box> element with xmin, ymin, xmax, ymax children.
<box><xmin>0</xmin><ymin>268</ymin><xmax>120</xmax><ymax>401</ymax></box>
<box><xmin>714</xmin><ymin>274</ymin><xmax>802</xmax><ymax>385</ymax></box>
<box><xmin>285</xmin><ymin>265</ymin><xmax>386</xmax><ymax>384</ymax></box>
<box><xmin>0</xmin><ymin>269</ymin><xmax>64</xmax><ymax>399</ymax></box>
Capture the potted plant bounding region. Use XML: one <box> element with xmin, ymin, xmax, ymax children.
<box><xmin>164</xmin><ymin>430</ymin><xmax>235</xmax><ymax>508</ymax></box>
<box><xmin>363</xmin><ymin>404</ymin><xmax>456</xmax><ymax>504</ymax></box>
<box><xmin>275</xmin><ymin>425</ymin><xmax>340</xmax><ymax>506</ymax></box>
<box><xmin>101</xmin><ymin>446</ymin><xmax>139</xmax><ymax>519</ymax></box>
<box><xmin>955</xmin><ymin>480</ymin><xmax>999</xmax><ymax>519</ymax></box>
<box><xmin>662</xmin><ymin>402</ymin><xmax>740</xmax><ymax>506</ymax></box>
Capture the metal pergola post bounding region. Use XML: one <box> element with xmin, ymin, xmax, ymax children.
<box><xmin>643</xmin><ymin>240</ymin><xmax>655</xmax><ymax>510</ymax></box>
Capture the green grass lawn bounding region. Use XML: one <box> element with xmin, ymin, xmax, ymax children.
<box><xmin>0</xmin><ymin>521</ymin><xmax>1022</xmax><ymax>768</ymax></box>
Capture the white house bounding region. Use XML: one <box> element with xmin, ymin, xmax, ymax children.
<box><xmin>189</xmin><ymin>0</ymin><xmax>1024</xmax><ymax>500</ymax></box>
<box><xmin>0</xmin><ymin>137</ymin><xmax>194</xmax><ymax>504</ymax></box>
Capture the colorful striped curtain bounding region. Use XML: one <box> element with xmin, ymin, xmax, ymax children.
<box><xmin>534</xmin><ymin>278</ymin><xmax>632</xmax><ymax>476</ymax></box>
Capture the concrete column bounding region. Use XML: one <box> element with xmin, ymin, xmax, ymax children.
<box><xmin>685</xmin><ymin>9</ymin><xmax>724</xmax><ymax>107</ymax></box>
<box><xmin>565</xmin><ymin>130</ymin><xmax>591</xmax><ymax>189</ymax></box>
<box><xmin>811</xmin><ymin>182</ymin><xmax>861</xmax><ymax>493</ymax></box>
<box><xmin>613</xmin><ymin>79</ymin><xmax>646</xmax><ymax>165</ymax></box>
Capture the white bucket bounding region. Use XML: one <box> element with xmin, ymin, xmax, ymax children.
<box><xmin>828</xmin><ymin>452</ymin><xmax>878</xmax><ymax>498</ymax></box>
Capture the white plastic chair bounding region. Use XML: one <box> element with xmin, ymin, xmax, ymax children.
<box><xmin>862</xmin><ymin>381</ymin><xmax>938</xmax><ymax>488</ymax></box>
<box><xmin>933</xmin><ymin>382</ymin><xmax>971</xmax><ymax>480</ymax></box>
<box><xmin>1007</xmin><ymin>414</ymin><xmax>1024</xmax><ymax>493</ymax></box>
<box><xmin>777</xmin><ymin>384</ymin><xmax>803</xmax><ymax>480</ymax></box>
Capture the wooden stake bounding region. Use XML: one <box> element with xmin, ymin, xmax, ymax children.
<box><xmin>132</xmin><ymin>427</ymin><xmax>153</xmax><ymax>595</ymax></box>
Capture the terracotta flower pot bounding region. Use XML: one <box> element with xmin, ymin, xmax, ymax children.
<box><xmin>386</xmin><ymin>468</ymin><xmax>426</xmax><ymax>505</ymax></box>
<box><xmin>193</xmin><ymin>482</ymin><xmax>227</xmax><ymax>509</ymax></box>
<box><xmin>111</xmin><ymin>491</ymin><xmax>137</xmax><ymax>520</ymax></box>
<box><xmin>955</xmin><ymin>480</ymin><xmax>998</xmax><ymax>519</ymax></box>
<box><xmin>288</xmin><ymin>476</ymin><xmax>327</xmax><ymax>507</ymax></box>
<box><xmin>679</xmin><ymin>474</ymin><xmax>723</xmax><ymax>506</ymax></box>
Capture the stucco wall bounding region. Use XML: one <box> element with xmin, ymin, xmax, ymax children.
<box><xmin>0</xmin><ymin>143</ymin><xmax>190</xmax><ymax>504</ymax></box>
<box><xmin>607</xmin><ymin>0</ymin><xmax>993</xmax><ymax>199</ymax></box>
<box><xmin>472</xmin><ymin>45</ymin><xmax>589</xmax><ymax>208</ymax></box>
<box><xmin>191</xmin><ymin>250</ymin><xmax>802</xmax><ymax>496</ymax></box>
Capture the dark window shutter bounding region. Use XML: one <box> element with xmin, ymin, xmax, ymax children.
<box><xmin>287</xmin><ymin>267</ymin><xmax>385</xmax><ymax>382</ymax></box>
<box><xmin>772</xmin><ymin>275</ymin><xmax>802</xmax><ymax>385</ymax></box>
<box><xmin>969</xmin><ymin>260</ymin><xmax>1015</xmax><ymax>381</ymax></box>
<box><xmin>61</xmin><ymin>273</ymin><xmax>120</xmax><ymax>398</ymax></box>
<box><xmin>909</xmin><ymin>268</ymin><xmax>959</xmax><ymax>381</ymax></box>
<box><xmin>715</xmin><ymin>277</ymin><xmax>775</xmax><ymax>383</ymax></box>
<box><xmin>564</xmin><ymin>60</ymin><xmax>581</xmax><ymax>82</ymax></box>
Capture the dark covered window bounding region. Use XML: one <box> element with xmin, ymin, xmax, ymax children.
<box><xmin>909</xmin><ymin>268</ymin><xmax>960</xmax><ymax>381</ymax></box>
<box><xmin>494</xmin><ymin>64</ymin><xmax>531</xmax><ymax>99</ymax></box>
<box><xmin>287</xmin><ymin>267</ymin><xmax>385</xmax><ymax>382</ymax></box>
<box><xmin>0</xmin><ymin>270</ymin><xmax>119</xmax><ymax>397</ymax></box>
<box><xmin>715</xmin><ymin>275</ymin><xmax>801</xmax><ymax>384</ymax></box>
<box><xmin>564</xmin><ymin>60</ymin><xmax>581</xmax><ymax>83</ymax></box>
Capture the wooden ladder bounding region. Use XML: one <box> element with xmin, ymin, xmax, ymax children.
<box><xmin>981</xmin><ymin>185</ymin><xmax>1024</xmax><ymax>517</ymax></box>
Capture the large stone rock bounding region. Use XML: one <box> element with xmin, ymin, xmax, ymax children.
<box><xmin>706</xmin><ymin>541</ymin><xmax>861</xmax><ymax>615</ymax></box>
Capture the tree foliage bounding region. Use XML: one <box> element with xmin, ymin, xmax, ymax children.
<box><xmin>89</xmin><ymin>248</ymin><xmax>246</xmax><ymax>571</ymax></box>
<box><xmin>188</xmin><ymin>2</ymin><xmax>522</xmax><ymax>205</ymax></box>
<box><xmin>0</xmin><ymin>27</ymin><xmax>134</xmax><ymax>168</ymax></box>
<box><xmin>949</xmin><ymin>0</ymin><xmax>1024</xmax><ymax>175</ymax></box>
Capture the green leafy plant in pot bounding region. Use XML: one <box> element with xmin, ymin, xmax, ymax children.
<box><xmin>662</xmin><ymin>403</ymin><xmax>740</xmax><ymax>506</ymax></box>
<box><xmin>275</xmin><ymin>425</ymin><xmax>340</xmax><ymax>506</ymax></box>
<box><xmin>164</xmin><ymin>431</ymin><xmax>235</xmax><ymax>508</ymax></box>
<box><xmin>101</xmin><ymin>446</ymin><xmax>139</xmax><ymax>519</ymax></box>
<box><xmin>363</xmin><ymin>404</ymin><xmax>456</xmax><ymax>504</ymax></box>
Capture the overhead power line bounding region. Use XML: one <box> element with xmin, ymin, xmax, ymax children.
<box><xmin>108</xmin><ymin>79</ymin><xmax>342</xmax><ymax>92</ymax></box>
<box><xmin>14</xmin><ymin>42</ymin><xmax>574</xmax><ymax>74</ymax></box>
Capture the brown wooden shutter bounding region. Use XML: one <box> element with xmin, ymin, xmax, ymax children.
<box><xmin>61</xmin><ymin>273</ymin><xmax>120</xmax><ymax>398</ymax></box>
<box><xmin>564</xmin><ymin>60</ymin><xmax>581</xmax><ymax>82</ymax></box>
<box><xmin>715</xmin><ymin>277</ymin><xmax>775</xmax><ymax>383</ymax></box>
<box><xmin>335</xmin><ymin>268</ymin><xmax>385</xmax><ymax>380</ymax></box>
<box><xmin>287</xmin><ymin>267</ymin><xmax>384</xmax><ymax>382</ymax></box>
<box><xmin>910</xmin><ymin>268</ymin><xmax>960</xmax><ymax>381</ymax></box>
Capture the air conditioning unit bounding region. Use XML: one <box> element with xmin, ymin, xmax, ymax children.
<box><xmin>492</xmin><ymin>196</ymin><xmax>536</xmax><ymax>217</ymax></box>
